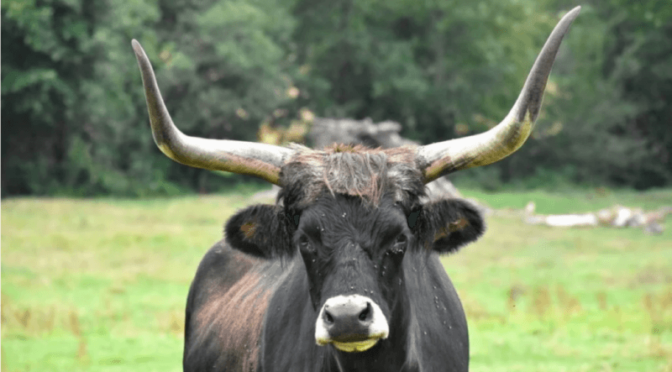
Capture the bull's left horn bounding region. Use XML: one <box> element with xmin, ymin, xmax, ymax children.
<box><xmin>417</xmin><ymin>6</ymin><xmax>581</xmax><ymax>183</ymax></box>
<box><xmin>131</xmin><ymin>40</ymin><xmax>291</xmax><ymax>185</ymax></box>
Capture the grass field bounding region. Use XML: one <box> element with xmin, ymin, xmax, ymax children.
<box><xmin>2</xmin><ymin>188</ymin><xmax>672</xmax><ymax>371</ymax></box>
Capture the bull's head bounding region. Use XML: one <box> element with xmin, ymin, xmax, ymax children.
<box><xmin>133</xmin><ymin>6</ymin><xmax>579</xmax><ymax>355</ymax></box>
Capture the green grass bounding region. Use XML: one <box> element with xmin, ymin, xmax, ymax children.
<box><xmin>2</xmin><ymin>188</ymin><xmax>672</xmax><ymax>371</ymax></box>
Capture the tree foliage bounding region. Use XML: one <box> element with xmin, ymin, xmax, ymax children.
<box><xmin>2</xmin><ymin>0</ymin><xmax>671</xmax><ymax>196</ymax></box>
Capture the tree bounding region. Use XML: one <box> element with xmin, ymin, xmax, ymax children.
<box><xmin>3</xmin><ymin>0</ymin><xmax>670</xmax><ymax>196</ymax></box>
<box><xmin>2</xmin><ymin>0</ymin><xmax>297</xmax><ymax>196</ymax></box>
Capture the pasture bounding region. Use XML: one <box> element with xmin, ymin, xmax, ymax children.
<box><xmin>2</xmin><ymin>188</ymin><xmax>672</xmax><ymax>371</ymax></box>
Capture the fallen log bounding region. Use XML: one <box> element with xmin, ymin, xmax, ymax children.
<box><xmin>524</xmin><ymin>202</ymin><xmax>671</xmax><ymax>234</ymax></box>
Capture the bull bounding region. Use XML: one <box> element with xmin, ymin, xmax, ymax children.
<box><xmin>131</xmin><ymin>7</ymin><xmax>580</xmax><ymax>371</ymax></box>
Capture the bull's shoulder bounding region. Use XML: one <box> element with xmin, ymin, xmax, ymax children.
<box><xmin>188</xmin><ymin>241</ymin><xmax>262</xmax><ymax>299</ymax></box>
<box><xmin>184</xmin><ymin>241</ymin><xmax>275</xmax><ymax>372</ymax></box>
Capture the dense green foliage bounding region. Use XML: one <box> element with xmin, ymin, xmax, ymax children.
<box><xmin>3</xmin><ymin>0</ymin><xmax>671</xmax><ymax>196</ymax></box>
<box><xmin>2</xmin><ymin>190</ymin><xmax>672</xmax><ymax>370</ymax></box>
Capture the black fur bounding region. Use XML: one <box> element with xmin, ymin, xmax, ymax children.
<box><xmin>225</xmin><ymin>204</ymin><xmax>294</xmax><ymax>258</ymax></box>
<box><xmin>189</xmin><ymin>147</ymin><xmax>485</xmax><ymax>372</ymax></box>
<box><xmin>227</xmin><ymin>197</ymin><xmax>484</xmax><ymax>259</ymax></box>
<box><xmin>414</xmin><ymin>199</ymin><xmax>485</xmax><ymax>253</ymax></box>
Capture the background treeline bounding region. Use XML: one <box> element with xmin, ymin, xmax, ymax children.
<box><xmin>3</xmin><ymin>0</ymin><xmax>671</xmax><ymax>196</ymax></box>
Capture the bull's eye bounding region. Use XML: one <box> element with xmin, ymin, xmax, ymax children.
<box><xmin>298</xmin><ymin>235</ymin><xmax>314</xmax><ymax>253</ymax></box>
<box><xmin>391</xmin><ymin>234</ymin><xmax>408</xmax><ymax>254</ymax></box>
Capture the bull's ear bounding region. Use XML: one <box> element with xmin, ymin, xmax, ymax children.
<box><xmin>225</xmin><ymin>204</ymin><xmax>294</xmax><ymax>258</ymax></box>
<box><xmin>411</xmin><ymin>199</ymin><xmax>485</xmax><ymax>254</ymax></box>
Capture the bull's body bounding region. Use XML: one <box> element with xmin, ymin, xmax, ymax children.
<box><xmin>184</xmin><ymin>241</ymin><xmax>468</xmax><ymax>372</ymax></box>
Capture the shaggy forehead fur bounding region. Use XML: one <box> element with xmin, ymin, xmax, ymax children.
<box><xmin>279</xmin><ymin>144</ymin><xmax>425</xmax><ymax>209</ymax></box>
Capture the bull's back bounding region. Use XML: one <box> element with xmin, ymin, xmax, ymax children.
<box><xmin>184</xmin><ymin>241</ymin><xmax>276</xmax><ymax>372</ymax></box>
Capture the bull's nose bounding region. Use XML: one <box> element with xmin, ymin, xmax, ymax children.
<box><xmin>315</xmin><ymin>295</ymin><xmax>389</xmax><ymax>351</ymax></box>
<box><xmin>323</xmin><ymin>301</ymin><xmax>373</xmax><ymax>331</ymax></box>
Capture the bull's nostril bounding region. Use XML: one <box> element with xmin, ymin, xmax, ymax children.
<box><xmin>359</xmin><ymin>302</ymin><xmax>372</xmax><ymax>321</ymax></box>
<box><xmin>324</xmin><ymin>310</ymin><xmax>334</xmax><ymax>325</ymax></box>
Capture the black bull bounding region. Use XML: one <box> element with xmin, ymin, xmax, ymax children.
<box><xmin>183</xmin><ymin>160</ymin><xmax>484</xmax><ymax>371</ymax></box>
<box><xmin>129</xmin><ymin>7</ymin><xmax>581</xmax><ymax>372</ymax></box>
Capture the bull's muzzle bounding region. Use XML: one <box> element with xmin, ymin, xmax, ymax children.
<box><xmin>315</xmin><ymin>295</ymin><xmax>389</xmax><ymax>352</ymax></box>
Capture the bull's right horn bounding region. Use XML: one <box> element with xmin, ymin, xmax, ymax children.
<box><xmin>417</xmin><ymin>6</ymin><xmax>581</xmax><ymax>183</ymax></box>
<box><xmin>132</xmin><ymin>40</ymin><xmax>292</xmax><ymax>185</ymax></box>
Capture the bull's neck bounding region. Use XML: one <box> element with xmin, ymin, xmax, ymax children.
<box><xmin>325</xmin><ymin>276</ymin><xmax>413</xmax><ymax>372</ymax></box>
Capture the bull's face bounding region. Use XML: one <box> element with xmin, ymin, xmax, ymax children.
<box><xmin>298</xmin><ymin>195</ymin><xmax>408</xmax><ymax>352</ymax></box>
<box><xmin>225</xmin><ymin>189</ymin><xmax>484</xmax><ymax>352</ymax></box>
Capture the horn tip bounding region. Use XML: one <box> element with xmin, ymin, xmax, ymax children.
<box><xmin>555</xmin><ymin>7</ymin><xmax>581</xmax><ymax>36</ymax></box>
<box><xmin>566</xmin><ymin>6</ymin><xmax>582</xmax><ymax>19</ymax></box>
<box><xmin>131</xmin><ymin>39</ymin><xmax>145</xmax><ymax>57</ymax></box>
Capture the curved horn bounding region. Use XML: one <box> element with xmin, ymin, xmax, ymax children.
<box><xmin>131</xmin><ymin>40</ymin><xmax>292</xmax><ymax>185</ymax></box>
<box><xmin>417</xmin><ymin>6</ymin><xmax>581</xmax><ymax>183</ymax></box>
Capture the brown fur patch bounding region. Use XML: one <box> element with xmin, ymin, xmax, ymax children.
<box><xmin>448</xmin><ymin>217</ymin><xmax>469</xmax><ymax>232</ymax></box>
<box><xmin>433</xmin><ymin>218</ymin><xmax>469</xmax><ymax>242</ymax></box>
<box><xmin>193</xmin><ymin>263</ymin><xmax>271</xmax><ymax>371</ymax></box>
<box><xmin>240</xmin><ymin>222</ymin><xmax>257</xmax><ymax>239</ymax></box>
<box><xmin>280</xmin><ymin>144</ymin><xmax>423</xmax><ymax>208</ymax></box>
<box><xmin>433</xmin><ymin>228</ymin><xmax>448</xmax><ymax>242</ymax></box>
